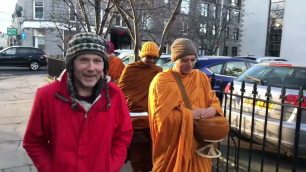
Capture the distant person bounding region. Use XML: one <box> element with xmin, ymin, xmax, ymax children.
<box><xmin>118</xmin><ymin>42</ymin><xmax>162</xmax><ymax>172</ymax></box>
<box><xmin>106</xmin><ymin>40</ymin><xmax>125</xmax><ymax>84</ymax></box>
<box><xmin>23</xmin><ymin>32</ymin><xmax>133</xmax><ymax>172</ymax></box>
<box><xmin>148</xmin><ymin>38</ymin><xmax>223</xmax><ymax>171</ymax></box>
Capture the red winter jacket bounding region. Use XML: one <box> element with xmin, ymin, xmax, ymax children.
<box><xmin>23</xmin><ymin>71</ymin><xmax>133</xmax><ymax>172</ymax></box>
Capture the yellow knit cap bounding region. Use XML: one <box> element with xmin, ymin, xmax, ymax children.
<box><xmin>140</xmin><ymin>42</ymin><xmax>159</xmax><ymax>58</ymax></box>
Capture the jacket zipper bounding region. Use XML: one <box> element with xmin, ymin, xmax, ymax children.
<box><xmin>84</xmin><ymin>112</ymin><xmax>88</xmax><ymax>119</ymax></box>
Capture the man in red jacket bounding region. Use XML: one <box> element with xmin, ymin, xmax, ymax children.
<box><xmin>23</xmin><ymin>32</ymin><xmax>133</xmax><ymax>172</ymax></box>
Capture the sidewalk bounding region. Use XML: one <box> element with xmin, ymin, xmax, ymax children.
<box><xmin>0</xmin><ymin>74</ymin><xmax>48</xmax><ymax>172</ymax></box>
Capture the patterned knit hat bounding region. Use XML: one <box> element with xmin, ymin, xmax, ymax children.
<box><xmin>171</xmin><ymin>38</ymin><xmax>197</xmax><ymax>62</ymax></box>
<box><xmin>65</xmin><ymin>32</ymin><xmax>111</xmax><ymax>109</ymax></box>
<box><xmin>106</xmin><ymin>40</ymin><xmax>114</xmax><ymax>53</ymax></box>
<box><xmin>140</xmin><ymin>41</ymin><xmax>159</xmax><ymax>58</ymax></box>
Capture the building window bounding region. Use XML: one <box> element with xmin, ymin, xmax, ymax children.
<box><xmin>163</xmin><ymin>18</ymin><xmax>169</xmax><ymax>27</ymax></box>
<box><xmin>223</xmin><ymin>46</ymin><xmax>228</xmax><ymax>56</ymax></box>
<box><xmin>231</xmin><ymin>0</ymin><xmax>238</xmax><ymax>7</ymax></box>
<box><xmin>200</xmin><ymin>24</ymin><xmax>207</xmax><ymax>34</ymax></box>
<box><xmin>34</xmin><ymin>29</ymin><xmax>45</xmax><ymax>50</ymax></box>
<box><xmin>212</xmin><ymin>6</ymin><xmax>217</xmax><ymax>18</ymax></box>
<box><xmin>233</xmin><ymin>28</ymin><xmax>239</xmax><ymax>40</ymax></box>
<box><xmin>144</xmin><ymin>17</ymin><xmax>153</xmax><ymax>30</ymax></box>
<box><xmin>212</xmin><ymin>25</ymin><xmax>216</xmax><ymax>35</ymax></box>
<box><xmin>69</xmin><ymin>4</ymin><xmax>76</xmax><ymax>22</ymax></box>
<box><xmin>181</xmin><ymin>0</ymin><xmax>190</xmax><ymax>14</ymax></box>
<box><xmin>100</xmin><ymin>9</ymin><xmax>104</xmax><ymax>22</ymax></box>
<box><xmin>33</xmin><ymin>1</ymin><xmax>44</xmax><ymax>20</ymax></box>
<box><xmin>266</xmin><ymin>0</ymin><xmax>285</xmax><ymax>56</ymax></box>
<box><xmin>201</xmin><ymin>3</ymin><xmax>208</xmax><ymax>16</ymax></box>
<box><xmin>115</xmin><ymin>15</ymin><xmax>126</xmax><ymax>27</ymax></box>
<box><xmin>199</xmin><ymin>46</ymin><xmax>205</xmax><ymax>56</ymax></box>
<box><xmin>225</xmin><ymin>27</ymin><xmax>229</xmax><ymax>39</ymax></box>
<box><xmin>226</xmin><ymin>9</ymin><xmax>231</xmax><ymax>21</ymax></box>
<box><xmin>232</xmin><ymin>47</ymin><xmax>237</xmax><ymax>56</ymax></box>
<box><xmin>234</xmin><ymin>10</ymin><xmax>240</xmax><ymax>23</ymax></box>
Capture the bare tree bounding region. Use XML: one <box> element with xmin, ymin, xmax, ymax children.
<box><xmin>112</xmin><ymin>0</ymin><xmax>182</xmax><ymax>60</ymax></box>
<box><xmin>187</xmin><ymin>1</ymin><xmax>241</xmax><ymax>55</ymax></box>
<box><xmin>47</xmin><ymin>0</ymin><xmax>116</xmax><ymax>54</ymax></box>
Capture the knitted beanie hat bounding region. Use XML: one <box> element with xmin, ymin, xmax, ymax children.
<box><xmin>140</xmin><ymin>41</ymin><xmax>159</xmax><ymax>58</ymax></box>
<box><xmin>171</xmin><ymin>38</ymin><xmax>197</xmax><ymax>62</ymax></box>
<box><xmin>106</xmin><ymin>40</ymin><xmax>114</xmax><ymax>53</ymax></box>
<box><xmin>65</xmin><ymin>32</ymin><xmax>111</xmax><ymax>109</ymax></box>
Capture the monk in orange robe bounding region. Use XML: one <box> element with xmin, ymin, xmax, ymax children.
<box><xmin>148</xmin><ymin>38</ymin><xmax>223</xmax><ymax>172</ymax></box>
<box><xmin>106</xmin><ymin>41</ymin><xmax>125</xmax><ymax>83</ymax></box>
<box><xmin>118</xmin><ymin>42</ymin><xmax>162</xmax><ymax>172</ymax></box>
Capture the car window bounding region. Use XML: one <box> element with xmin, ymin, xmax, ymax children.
<box><xmin>236</xmin><ymin>65</ymin><xmax>306</xmax><ymax>89</ymax></box>
<box><xmin>223</xmin><ymin>61</ymin><xmax>247</xmax><ymax>77</ymax></box>
<box><xmin>162</xmin><ymin>61</ymin><xmax>173</xmax><ymax>70</ymax></box>
<box><xmin>156</xmin><ymin>58</ymin><xmax>169</xmax><ymax>66</ymax></box>
<box><xmin>121</xmin><ymin>54</ymin><xmax>135</xmax><ymax>65</ymax></box>
<box><xmin>207</xmin><ymin>64</ymin><xmax>223</xmax><ymax>74</ymax></box>
<box><xmin>17</xmin><ymin>48</ymin><xmax>29</xmax><ymax>54</ymax></box>
<box><xmin>5</xmin><ymin>48</ymin><xmax>17</xmax><ymax>55</ymax></box>
<box><xmin>29</xmin><ymin>49</ymin><xmax>39</xmax><ymax>54</ymax></box>
<box><xmin>248</xmin><ymin>62</ymin><xmax>256</xmax><ymax>67</ymax></box>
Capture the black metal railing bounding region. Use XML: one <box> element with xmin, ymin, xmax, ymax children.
<box><xmin>47</xmin><ymin>55</ymin><xmax>65</xmax><ymax>78</ymax></box>
<box><xmin>210</xmin><ymin>74</ymin><xmax>306</xmax><ymax>172</ymax></box>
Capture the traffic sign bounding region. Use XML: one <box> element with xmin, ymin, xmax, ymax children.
<box><xmin>7</xmin><ymin>28</ymin><xmax>17</xmax><ymax>36</ymax></box>
<box><xmin>21</xmin><ymin>32</ymin><xmax>26</xmax><ymax>40</ymax></box>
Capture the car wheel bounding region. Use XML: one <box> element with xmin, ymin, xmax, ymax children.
<box><xmin>29</xmin><ymin>61</ymin><xmax>40</xmax><ymax>71</ymax></box>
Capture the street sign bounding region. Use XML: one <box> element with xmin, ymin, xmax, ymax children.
<box><xmin>21</xmin><ymin>32</ymin><xmax>26</xmax><ymax>40</ymax></box>
<box><xmin>7</xmin><ymin>28</ymin><xmax>17</xmax><ymax>36</ymax></box>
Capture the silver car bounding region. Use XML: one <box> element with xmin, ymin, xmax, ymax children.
<box><xmin>223</xmin><ymin>63</ymin><xmax>306</xmax><ymax>156</ymax></box>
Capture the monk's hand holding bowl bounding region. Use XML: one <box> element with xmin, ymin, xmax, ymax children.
<box><xmin>192</xmin><ymin>107</ymin><xmax>217</xmax><ymax>120</ymax></box>
<box><xmin>200</xmin><ymin>107</ymin><xmax>217</xmax><ymax>119</ymax></box>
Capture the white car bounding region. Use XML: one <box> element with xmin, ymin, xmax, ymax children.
<box><xmin>224</xmin><ymin>63</ymin><xmax>306</xmax><ymax>156</ymax></box>
<box><xmin>120</xmin><ymin>53</ymin><xmax>171</xmax><ymax>66</ymax></box>
<box><xmin>236</xmin><ymin>56</ymin><xmax>288</xmax><ymax>63</ymax></box>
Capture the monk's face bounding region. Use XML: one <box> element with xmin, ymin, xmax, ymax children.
<box><xmin>174</xmin><ymin>55</ymin><xmax>197</xmax><ymax>75</ymax></box>
<box><xmin>107</xmin><ymin>52</ymin><xmax>114</xmax><ymax>61</ymax></box>
<box><xmin>142</xmin><ymin>55</ymin><xmax>158</xmax><ymax>67</ymax></box>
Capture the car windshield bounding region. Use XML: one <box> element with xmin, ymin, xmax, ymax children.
<box><xmin>236</xmin><ymin>65</ymin><xmax>306</xmax><ymax>90</ymax></box>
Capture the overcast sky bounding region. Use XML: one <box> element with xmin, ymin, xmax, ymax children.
<box><xmin>0</xmin><ymin>0</ymin><xmax>18</xmax><ymax>34</ymax></box>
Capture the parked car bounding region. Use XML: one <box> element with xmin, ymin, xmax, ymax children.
<box><xmin>236</xmin><ymin>55</ymin><xmax>288</xmax><ymax>63</ymax></box>
<box><xmin>223</xmin><ymin>63</ymin><xmax>306</xmax><ymax>156</ymax></box>
<box><xmin>114</xmin><ymin>49</ymin><xmax>134</xmax><ymax>58</ymax></box>
<box><xmin>0</xmin><ymin>46</ymin><xmax>47</xmax><ymax>71</ymax></box>
<box><xmin>121</xmin><ymin>53</ymin><xmax>171</xmax><ymax>67</ymax></box>
<box><xmin>162</xmin><ymin>56</ymin><xmax>257</xmax><ymax>100</ymax></box>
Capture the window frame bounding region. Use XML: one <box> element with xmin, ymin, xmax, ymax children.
<box><xmin>181</xmin><ymin>0</ymin><xmax>190</xmax><ymax>14</ymax></box>
<box><xmin>33</xmin><ymin>1</ymin><xmax>44</xmax><ymax>20</ymax></box>
<box><xmin>201</xmin><ymin>3</ymin><xmax>208</xmax><ymax>16</ymax></box>
<box><xmin>69</xmin><ymin>4</ymin><xmax>77</xmax><ymax>22</ymax></box>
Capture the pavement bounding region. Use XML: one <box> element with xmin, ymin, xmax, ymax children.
<box><xmin>0</xmin><ymin>74</ymin><xmax>47</xmax><ymax>172</ymax></box>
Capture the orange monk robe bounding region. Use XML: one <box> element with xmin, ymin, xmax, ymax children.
<box><xmin>118</xmin><ymin>61</ymin><xmax>162</xmax><ymax>113</ymax></box>
<box><xmin>148</xmin><ymin>69</ymin><xmax>223</xmax><ymax>172</ymax></box>
<box><xmin>108</xmin><ymin>56</ymin><xmax>125</xmax><ymax>82</ymax></box>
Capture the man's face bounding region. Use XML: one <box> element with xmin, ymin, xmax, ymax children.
<box><xmin>73</xmin><ymin>54</ymin><xmax>104</xmax><ymax>94</ymax></box>
<box><xmin>142</xmin><ymin>55</ymin><xmax>158</xmax><ymax>67</ymax></box>
<box><xmin>107</xmin><ymin>52</ymin><xmax>113</xmax><ymax>61</ymax></box>
<box><xmin>174</xmin><ymin>55</ymin><xmax>197</xmax><ymax>75</ymax></box>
